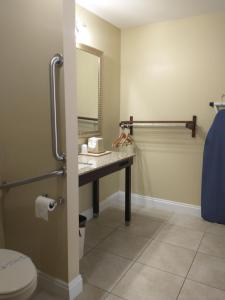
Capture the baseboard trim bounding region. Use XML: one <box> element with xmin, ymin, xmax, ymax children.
<box><xmin>68</xmin><ymin>275</ymin><xmax>83</xmax><ymax>300</ymax></box>
<box><xmin>38</xmin><ymin>271</ymin><xmax>83</xmax><ymax>300</ymax></box>
<box><xmin>117</xmin><ymin>191</ymin><xmax>201</xmax><ymax>216</ymax></box>
<box><xmin>81</xmin><ymin>191</ymin><xmax>200</xmax><ymax>220</ymax></box>
<box><xmin>81</xmin><ymin>192</ymin><xmax>120</xmax><ymax>220</ymax></box>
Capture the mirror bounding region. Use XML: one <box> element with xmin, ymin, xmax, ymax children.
<box><xmin>76</xmin><ymin>43</ymin><xmax>103</xmax><ymax>136</ymax></box>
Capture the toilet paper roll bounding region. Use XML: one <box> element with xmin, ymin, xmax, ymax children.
<box><xmin>35</xmin><ymin>196</ymin><xmax>57</xmax><ymax>221</ymax></box>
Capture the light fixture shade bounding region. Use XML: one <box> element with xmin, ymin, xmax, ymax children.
<box><xmin>75</xmin><ymin>20</ymin><xmax>91</xmax><ymax>44</ymax></box>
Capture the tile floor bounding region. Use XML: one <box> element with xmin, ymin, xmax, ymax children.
<box><xmin>33</xmin><ymin>203</ymin><xmax>225</xmax><ymax>300</ymax></box>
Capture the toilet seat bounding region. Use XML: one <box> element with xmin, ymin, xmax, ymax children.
<box><xmin>0</xmin><ymin>249</ymin><xmax>37</xmax><ymax>300</ymax></box>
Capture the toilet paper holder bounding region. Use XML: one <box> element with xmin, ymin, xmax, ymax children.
<box><xmin>41</xmin><ymin>194</ymin><xmax>65</xmax><ymax>209</ymax></box>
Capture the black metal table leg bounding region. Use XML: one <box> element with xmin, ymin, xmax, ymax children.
<box><xmin>93</xmin><ymin>179</ymin><xmax>99</xmax><ymax>217</ymax></box>
<box><xmin>125</xmin><ymin>166</ymin><xmax>131</xmax><ymax>225</ymax></box>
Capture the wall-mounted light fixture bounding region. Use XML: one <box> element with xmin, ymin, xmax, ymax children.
<box><xmin>75</xmin><ymin>19</ymin><xmax>91</xmax><ymax>45</ymax></box>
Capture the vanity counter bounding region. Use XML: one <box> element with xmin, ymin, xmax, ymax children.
<box><xmin>78</xmin><ymin>151</ymin><xmax>135</xmax><ymax>224</ymax></box>
<box><xmin>78</xmin><ymin>151</ymin><xmax>135</xmax><ymax>175</ymax></box>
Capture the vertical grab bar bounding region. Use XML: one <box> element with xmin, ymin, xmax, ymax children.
<box><xmin>49</xmin><ymin>54</ymin><xmax>65</xmax><ymax>161</ymax></box>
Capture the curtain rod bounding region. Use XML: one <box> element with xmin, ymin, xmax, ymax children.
<box><xmin>119</xmin><ymin>115</ymin><xmax>197</xmax><ymax>138</ymax></box>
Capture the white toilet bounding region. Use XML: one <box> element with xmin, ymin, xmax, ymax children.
<box><xmin>0</xmin><ymin>249</ymin><xmax>37</xmax><ymax>300</ymax></box>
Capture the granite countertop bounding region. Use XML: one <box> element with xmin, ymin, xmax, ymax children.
<box><xmin>78</xmin><ymin>151</ymin><xmax>135</xmax><ymax>175</ymax></box>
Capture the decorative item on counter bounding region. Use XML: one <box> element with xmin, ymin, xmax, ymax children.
<box><xmin>81</xmin><ymin>144</ymin><xmax>88</xmax><ymax>154</ymax></box>
<box><xmin>88</xmin><ymin>137</ymin><xmax>104</xmax><ymax>154</ymax></box>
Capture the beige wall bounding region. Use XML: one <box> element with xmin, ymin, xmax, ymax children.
<box><xmin>0</xmin><ymin>150</ymin><xmax>4</xmax><ymax>248</ymax></box>
<box><xmin>63</xmin><ymin>0</ymin><xmax>79</xmax><ymax>282</ymax></box>
<box><xmin>0</xmin><ymin>191</ymin><xmax>4</xmax><ymax>248</ymax></box>
<box><xmin>76</xmin><ymin>6</ymin><xmax>121</xmax><ymax>212</ymax></box>
<box><xmin>0</xmin><ymin>0</ymin><xmax>78</xmax><ymax>283</ymax></box>
<box><xmin>121</xmin><ymin>12</ymin><xmax>225</xmax><ymax>205</ymax></box>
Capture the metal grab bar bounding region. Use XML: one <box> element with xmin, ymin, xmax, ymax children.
<box><xmin>49</xmin><ymin>54</ymin><xmax>65</xmax><ymax>161</ymax></box>
<box><xmin>0</xmin><ymin>55</ymin><xmax>66</xmax><ymax>190</ymax></box>
<box><xmin>0</xmin><ymin>169</ymin><xmax>65</xmax><ymax>190</ymax></box>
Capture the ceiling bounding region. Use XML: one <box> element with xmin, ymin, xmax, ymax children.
<box><xmin>76</xmin><ymin>0</ymin><xmax>225</xmax><ymax>28</ymax></box>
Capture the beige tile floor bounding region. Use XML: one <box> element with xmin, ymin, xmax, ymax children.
<box><xmin>79</xmin><ymin>204</ymin><xmax>225</xmax><ymax>300</ymax></box>
<box><xmin>32</xmin><ymin>291</ymin><xmax>61</xmax><ymax>300</ymax></box>
<box><xmin>33</xmin><ymin>203</ymin><xmax>225</xmax><ymax>300</ymax></box>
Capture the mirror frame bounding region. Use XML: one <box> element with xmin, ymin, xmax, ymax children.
<box><xmin>76</xmin><ymin>43</ymin><xmax>103</xmax><ymax>137</ymax></box>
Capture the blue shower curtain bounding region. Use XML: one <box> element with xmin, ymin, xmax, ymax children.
<box><xmin>201</xmin><ymin>110</ymin><xmax>225</xmax><ymax>224</ymax></box>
